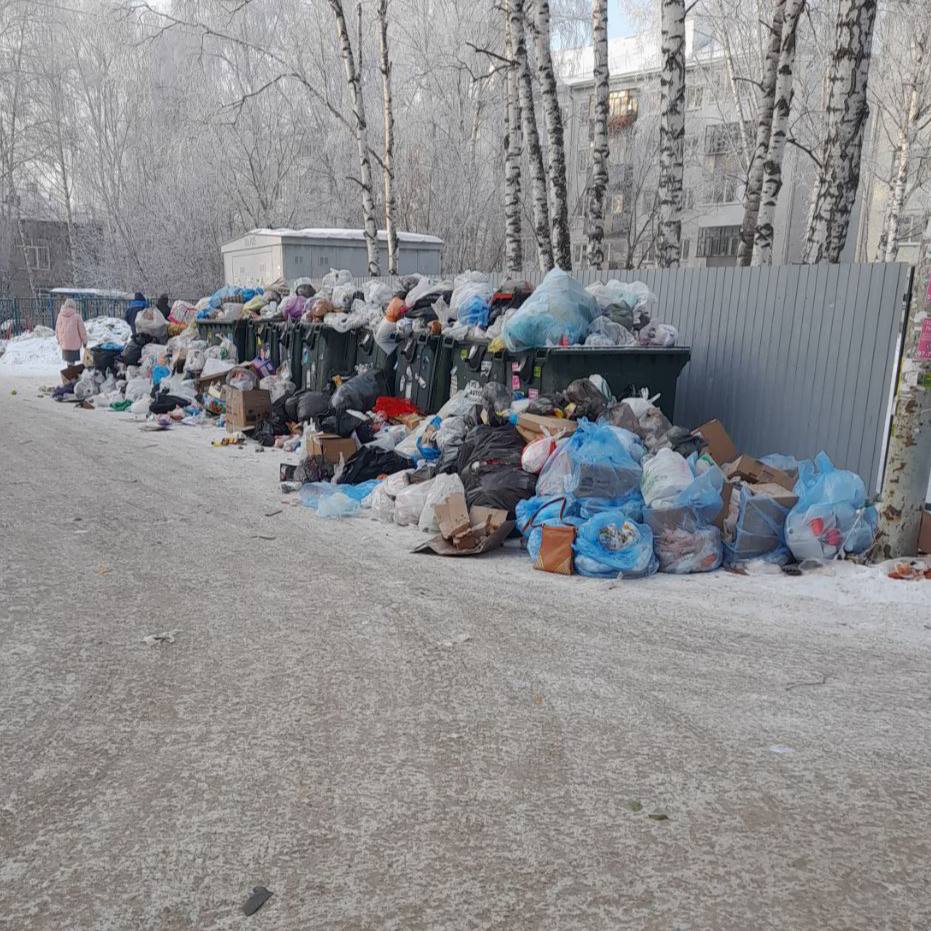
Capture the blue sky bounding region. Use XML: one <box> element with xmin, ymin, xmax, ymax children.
<box><xmin>608</xmin><ymin>1</ymin><xmax>640</xmax><ymax>39</ymax></box>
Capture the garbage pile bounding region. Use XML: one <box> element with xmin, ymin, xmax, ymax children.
<box><xmin>45</xmin><ymin>278</ymin><xmax>880</xmax><ymax>580</ymax></box>
<box><xmin>285</xmin><ymin>367</ymin><xmax>879</xmax><ymax>578</ymax></box>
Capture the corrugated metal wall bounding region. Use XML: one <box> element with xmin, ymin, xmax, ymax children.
<box><xmin>322</xmin><ymin>263</ymin><xmax>914</xmax><ymax>488</ymax></box>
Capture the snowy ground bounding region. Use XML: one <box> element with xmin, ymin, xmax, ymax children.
<box><xmin>0</xmin><ymin>319</ymin><xmax>130</xmax><ymax>378</ymax></box>
<box><xmin>2</xmin><ymin>372</ymin><xmax>931</xmax><ymax>930</ymax></box>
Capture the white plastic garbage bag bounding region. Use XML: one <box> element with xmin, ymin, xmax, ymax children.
<box><xmin>394</xmin><ymin>478</ymin><xmax>435</xmax><ymax>526</ymax></box>
<box><xmin>364</xmin><ymin>281</ymin><xmax>396</xmax><ymax>308</ymax></box>
<box><xmin>418</xmin><ymin>473</ymin><xmax>465</xmax><ymax>533</ymax></box>
<box><xmin>641</xmin><ymin>448</ymin><xmax>694</xmax><ymax>507</ymax></box>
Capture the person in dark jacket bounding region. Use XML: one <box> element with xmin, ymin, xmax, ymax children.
<box><xmin>125</xmin><ymin>291</ymin><xmax>147</xmax><ymax>335</ymax></box>
<box><xmin>155</xmin><ymin>293</ymin><xmax>171</xmax><ymax>319</ymax></box>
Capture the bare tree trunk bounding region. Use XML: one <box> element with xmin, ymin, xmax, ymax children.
<box><xmin>883</xmin><ymin>36</ymin><xmax>926</xmax><ymax>262</ymax></box>
<box><xmin>872</xmin><ymin>224</ymin><xmax>931</xmax><ymax>558</ymax></box>
<box><xmin>585</xmin><ymin>0</ymin><xmax>609</xmax><ymax>270</ymax></box>
<box><xmin>376</xmin><ymin>0</ymin><xmax>398</xmax><ymax>274</ymax></box>
<box><xmin>802</xmin><ymin>0</ymin><xmax>878</xmax><ymax>264</ymax></box>
<box><xmin>511</xmin><ymin>0</ymin><xmax>553</xmax><ymax>270</ymax></box>
<box><xmin>533</xmin><ymin>0</ymin><xmax>572</xmax><ymax>270</ymax></box>
<box><xmin>753</xmin><ymin>0</ymin><xmax>804</xmax><ymax>265</ymax></box>
<box><xmin>504</xmin><ymin>0</ymin><xmax>524</xmax><ymax>274</ymax></box>
<box><xmin>737</xmin><ymin>0</ymin><xmax>785</xmax><ymax>266</ymax></box>
<box><xmin>657</xmin><ymin>0</ymin><xmax>685</xmax><ymax>268</ymax></box>
<box><xmin>327</xmin><ymin>0</ymin><xmax>380</xmax><ymax>275</ymax></box>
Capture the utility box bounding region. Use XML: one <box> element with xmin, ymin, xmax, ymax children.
<box><xmin>221</xmin><ymin>228</ymin><xmax>443</xmax><ymax>285</ymax></box>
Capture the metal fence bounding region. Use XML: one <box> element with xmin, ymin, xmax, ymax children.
<box><xmin>0</xmin><ymin>296</ymin><xmax>131</xmax><ymax>337</ymax></box>
<box><xmin>330</xmin><ymin>263</ymin><xmax>914</xmax><ymax>489</ymax></box>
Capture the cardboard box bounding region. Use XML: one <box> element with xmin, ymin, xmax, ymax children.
<box><xmin>692</xmin><ymin>419</ymin><xmax>738</xmax><ymax>466</ymax></box>
<box><xmin>396</xmin><ymin>413</ymin><xmax>423</xmax><ymax>431</ymax></box>
<box><xmin>724</xmin><ymin>455</ymin><xmax>796</xmax><ymax>492</ymax></box>
<box><xmin>516</xmin><ymin>413</ymin><xmax>578</xmax><ymax>445</ymax></box>
<box><xmin>306</xmin><ymin>432</ymin><xmax>357</xmax><ymax>465</ymax></box>
<box><xmin>415</xmin><ymin>498</ymin><xmax>513</xmax><ymax>557</ymax></box>
<box><xmin>919</xmin><ymin>509</ymin><xmax>931</xmax><ymax>555</ymax></box>
<box><xmin>224</xmin><ymin>387</ymin><xmax>271</xmax><ymax>432</ymax></box>
<box><xmin>60</xmin><ymin>363</ymin><xmax>84</xmax><ymax>384</ymax></box>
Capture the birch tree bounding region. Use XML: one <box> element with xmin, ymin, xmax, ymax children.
<box><xmin>802</xmin><ymin>0</ymin><xmax>878</xmax><ymax>264</ymax></box>
<box><xmin>376</xmin><ymin>0</ymin><xmax>398</xmax><ymax>274</ymax></box>
<box><xmin>752</xmin><ymin>0</ymin><xmax>805</xmax><ymax>264</ymax></box>
<box><xmin>504</xmin><ymin>0</ymin><xmax>523</xmax><ymax>273</ymax></box>
<box><xmin>585</xmin><ymin>0</ymin><xmax>609</xmax><ymax>270</ymax></box>
<box><xmin>736</xmin><ymin>0</ymin><xmax>785</xmax><ymax>266</ymax></box>
<box><xmin>327</xmin><ymin>0</ymin><xmax>380</xmax><ymax>275</ymax></box>
<box><xmin>657</xmin><ymin>0</ymin><xmax>686</xmax><ymax>267</ymax></box>
<box><xmin>871</xmin><ymin>11</ymin><xmax>931</xmax><ymax>262</ymax></box>
<box><xmin>511</xmin><ymin>0</ymin><xmax>553</xmax><ymax>269</ymax></box>
<box><xmin>533</xmin><ymin>0</ymin><xmax>573</xmax><ymax>270</ymax></box>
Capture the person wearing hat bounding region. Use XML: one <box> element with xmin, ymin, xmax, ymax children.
<box><xmin>125</xmin><ymin>291</ymin><xmax>147</xmax><ymax>335</ymax></box>
<box><xmin>155</xmin><ymin>293</ymin><xmax>171</xmax><ymax>319</ymax></box>
<box><xmin>55</xmin><ymin>298</ymin><xmax>87</xmax><ymax>364</ymax></box>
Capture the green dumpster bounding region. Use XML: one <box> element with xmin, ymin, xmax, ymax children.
<box><xmin>395</xmin><ymin>333</ymin><xmax>456</xmax><ymax>414</ymax></box>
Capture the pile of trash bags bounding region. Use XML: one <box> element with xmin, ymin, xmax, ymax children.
<box><xmin>47</xmin><ymin>270</ymin><xmax>879</xmax><ymax>583</ymax></box>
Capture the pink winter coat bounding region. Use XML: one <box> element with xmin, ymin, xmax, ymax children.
<box><xmin>55</xmin><ymin>303</ymin><xmax>88</xmax><ymax>351</ymax></box>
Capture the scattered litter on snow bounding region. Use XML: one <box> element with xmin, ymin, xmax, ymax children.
<box><xmin>142</xmin><ymin>629</ymin><xmax>180</xmax><ymax>646</ymax></box>
<box><xmin>242</xmin><ymin>886</ymin><xmax>273</xmax><ymax>916</ymax></box>
<box><xmin>769</xmin><ymin>745</ymin><xmax>796</xmax><ymax>754</ymax></box>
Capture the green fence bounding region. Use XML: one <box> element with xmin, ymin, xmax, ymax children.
<box><xmin>0</xmin><ymin>296</ymin><xmax>132</xmax><ymax>338</ymax></box>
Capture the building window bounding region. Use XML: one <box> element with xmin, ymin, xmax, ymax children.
<box><xmin>686</xmin><ymin>85</ymin><xmax>703</xmax><ymax>110</ymax></box>
<box><xmin>318</xmin><ymin>255</ymin><xmax>329</xmax><ymax>266</ymax></box>
<box><xmin>684</xmin><ymin>189</ymin><xmax>696</xmax><ymax>210</ymax></box>
<box><xmin>682</xmin><ymin>238</ymin><xmax>691</xmax><ymax>260</ymax></box>
<box><xmin>897</xmin><ymin>213</ymin><xmax>928</xmax><ymax>244</ymax></box>
<box><xmin>703</xmin><ymin>120</ymin><xmax>751</xmax><ymax>156</ymax></box>
<box><xmin>608</xmin><ymin>89</ymin><xmax>639</xmax><ymax>131</ymax></box>
<box><xmin>641</xmin><ymin>187</ymin><xmax>657</xmax><ymax>212</ymax></box>
<box><xmin>696</xmin><ymin>225</ymin><xmax>741</xmax><ymax>258</ymax></box>
<box><xmin>24</xmin><ymin>242</ymin><xmax>50</xmax><ymax>271</ymax></box>
<box><xmin>611</xmin><ymin>193</ymin><xmax>625</xmax><ymax>215</ymax></box>
<box><xmin>707</xmin><ymin>171</ymin><xmax>740</xmax><ymax>204</ymax></box>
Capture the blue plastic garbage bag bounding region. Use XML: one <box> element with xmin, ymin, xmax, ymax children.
<box><xmin>299</xmin><ymin>480</ymin><xmax>380</xmax><ymax>512</ymax></box>
<box><xmin>573</xmin><ymin>511</ymin><xmax>658</xmax><ymax>579</ymax></box>
<box><xmin>784</xmin><ymin>452</ymin><xmax>877</xmax><ymax>560</ymax></box>
<box><xmin>516</xmin><ymin>495</ymin><xmax>580</xmax><ymax>538</ymax></box>
<box><xmin>458</xmin><ymin>295</ymin><xmax>491</xmax><ymax>328</ymax></box>
<box><xmin>503</xmin><ymin>268</ymin><xmax>598</xmax><ymax>350</ymax></box>
<box><xmin>565</xmin><ymin>420</ymin><xmax>644</xmax><ymax>500</ymax></box>
<box><xmin>724</xmin><ymin>484</ymin><xmax>793</xmax><ymax>565</ymax></box>
<box><xmin>208</xmin><ymin>285</ymin><xmax>239</xmax><ymax>310</ymax></box>
<box><xmin>577</xmin><ymin>488</ymin><xmax>645</xmax><ymax>522</ymax></box>
<box><xmin>643</xmin><ymin>463</ymin><xmax>725</xmax><ymax>573</ymax></box>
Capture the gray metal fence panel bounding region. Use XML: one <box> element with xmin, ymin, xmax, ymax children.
<box><xmin>314</xmin><ymin>263</ymin><xmax>913</xmax><ymax>487</ymax></box>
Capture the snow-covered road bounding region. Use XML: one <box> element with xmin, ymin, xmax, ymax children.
<box><xmin>1</xmin><ymin>373</ymin><xmax>930</xmax><ymax>930</ymax></box>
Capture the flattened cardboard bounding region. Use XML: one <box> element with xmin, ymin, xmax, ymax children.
<box><xmin>434</xmin><ymin>493</ymin><xmax>472</xmax><ymax>541</ymax></box>
<box><xmin>306</xmin><ymin>432</ymin><xmax>357</xmax><ymax>465</ymax></box>
<box><xmin>414</xmin><ymin>505</ymin><xmax>513</xmax><ymax>557</ymax></box>
<box><xmin>724</xmin><ymin>455</ymin><xmax>796</xmax><ymax>492</ymax></box>
<box><xmin>516</xmin><ymin>413</ymin><xmax>577</xmax><ymax>445</ymax></box>
<box><xmin>692</xmin><ymin>419</ymin><xmax>738</xmax><ymax>466</ymax></box>
<box><xmin>919</xmin><ymin>509</ymin><xmax>931</xmax><ymax>555</ymax></box>
<box><xmin>60</xmin><ymin>363</ymin><xmax>84</xmax><ymax>384</ymax></box>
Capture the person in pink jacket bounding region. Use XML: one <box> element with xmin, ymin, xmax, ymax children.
<box><xmin>55</xmin><ymin>299</ymin><xmax>88</xmax><ymax>364</ymax></box>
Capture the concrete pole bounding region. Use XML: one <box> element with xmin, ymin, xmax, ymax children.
<box><xmin>873</xmin><ymin>221</ymin><xmax>931</xmax><ymax>558</ymax></box>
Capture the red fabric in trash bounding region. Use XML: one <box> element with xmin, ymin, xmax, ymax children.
<box><xmin>374</xmin><ymin>396</ymin><xmax>419</xmax><ymax>418</ymax></box>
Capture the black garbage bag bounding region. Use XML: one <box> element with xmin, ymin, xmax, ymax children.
<box><xmin>464</xmin><ymin>468</ymin><xmax>537</xmax><ymax>516</ymax></box>
<box><xmin>294</xmin><ymin>282</ymin><xmax>316</xmax><ymax>299</ymax></box>
<box><xmin>336</xmin><ymin>447</ymin><xmax>410</xmax><ymax>485</ymax></box>
<box><xmin>320</xmin><ymin>411</ymin><xmax>368</xmax><ymax>438</ymax></box>
<box><xmin>91</xmin><ymin>346</ymin><xmax>121</xmax><ymax>374</ymax></box>
<box><xmin>253</xmin><ymin>414</ymin><xmax>291</xmax><ymax>447</ymax></box>
<box><xmin>564</xmin><ymin>378</ymin><xmax>608</xmax><ymax>421</ymax></box>
<box><xmin>120</xmin><ymin>339</ymin><xmax>143</xmax><ymax>367</ymax></box>
<box><xmin>286</xmin><ymin>389</ymin><xmax>332</xmax><ymax>423</ymax></box>
<box><xmin>457</xmin><ymin>423</ymin><xmax>526</xmax><ymax>473</ymax></box>
<box><xmin>435</xmin><ymin>440</ymin><xmax>463</xmax><ymax>475</ymax></box>
<box><xmin>331</xmin><ymin>369</ymin><xmax>387</xmax><ymax>414</ymax></box>
<box><xmin>526</xmin><ymin>396</ymin><xmax>558</xmax><ymax>416</ymax></box>
<box><xmin>150</xmin><ymin>393</ymin><xmax>189</xmax><ymax>414</ymax></box>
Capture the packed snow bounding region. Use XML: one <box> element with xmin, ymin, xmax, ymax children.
<box><xmin>0</xmin><ymin>317</ymin><xmax>130</xmax><ymax>377</ymax></box>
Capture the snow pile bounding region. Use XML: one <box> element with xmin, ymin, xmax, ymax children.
<box><xmin>87</xmin><ymin>316</ymin><xmax>130</xmax><ymax>343</ymax></box>
<box><xmin>0</xmin><ymin>330</ymin><xmax>62</xmax><ymax>376</ymax></box>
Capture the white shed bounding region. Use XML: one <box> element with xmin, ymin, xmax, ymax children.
<box><xmin>221</xmin><ymin>228</ymin><xmax>444</xmax><ymax>286</ymax></box>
